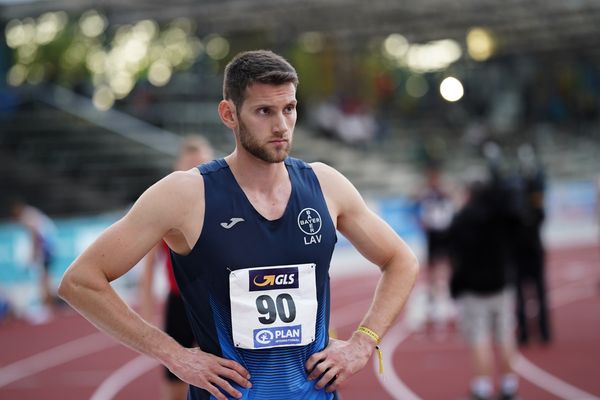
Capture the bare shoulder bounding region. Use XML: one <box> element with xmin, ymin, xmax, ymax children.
<box><xmin>310</xmin><ymin>162</ymin><xmax>349</xmax><ymax>187</ymax></box>
<box><xmin>129</xmin><ymin>168</ymin><xmax>204</xmax><ymax>226</ymax></box>
<box><xmin>310</xmin><ymin>162</ymin><xmax>364</xmax><ymax>219</ymax></box>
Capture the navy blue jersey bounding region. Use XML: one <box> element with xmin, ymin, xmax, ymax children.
<box><xmin>171</xmin><ymin>157</ymin><xmax>337</xmax><ymax>400</ymax></box>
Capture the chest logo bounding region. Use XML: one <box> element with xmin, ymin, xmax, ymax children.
<box><xmin>221</xmin><ymin>217</ymin><xmax>245</xmax><ymax>229</ymax></box>
<box><xmin>297</xmin><ymin>208</ymin><xmax>322</xmax><ymax>245</ymax></box>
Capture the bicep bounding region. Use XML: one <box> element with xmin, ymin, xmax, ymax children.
<box><xmin>66</xmin><ymin>175</ymin><xmax>191</xmax><ymax>283</ymax></box>
<box><xmin>76</xmin><ymin>214</ymin><xmax>166</xmax><ymax>282</ymax></box>
<box><xmin>338</xmin><ymin>202</ymin><xmax>407</xmax><ymax>269</ymax></box>
<box><xmin>315</xmin><ymin>163</ymin><xmax>410</xmax><ymax>268</ymax></box>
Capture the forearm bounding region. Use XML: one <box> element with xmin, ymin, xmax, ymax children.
<box><xmin>59</xmin><ymin>269</ymin><xmax>182</xmax><ymax>369</ymax></box>
<box><xmin>138</xmin><ymin>253</ymin><xmax>158</xmax><ymax>322</ymax></box>
<box><xmin>357</xmin><ymin>252</ymin><xmax>419</xmax><ymax>340</ymax></box>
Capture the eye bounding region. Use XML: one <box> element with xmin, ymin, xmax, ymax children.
<box><xmin>257</xmin><ymin>107</ymin><xmax>271</xmax><ymax>115</ymax></box>
<box><xmin>284</xmin><ymin>104</ymin><xmax>296</xmax><ymax>114</ymax></box>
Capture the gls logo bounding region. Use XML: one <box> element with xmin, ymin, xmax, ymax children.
<box><xmin>249</xmin><ymin>266</ymin><xmax>299</xmax><ymax>292</ymax></box>
<box><xmin>253</xmin><ymin>274</ymin><xmax>295</xmax><ymax>287</ymax></box>
<box><xmin>297</xmin><ymin>208</ymin><xmax>322</xmax><ymax>245</ymax></box>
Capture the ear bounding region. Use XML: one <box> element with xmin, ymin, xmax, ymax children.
<box><xmin>218</xmin><ymin>100</ymin><xmax>237</xmax><ymax>130</ymax></box>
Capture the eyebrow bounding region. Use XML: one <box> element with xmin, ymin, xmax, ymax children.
<box><xmin>253</xmin><ymin>100</ymin><xmax>297</xmax><ymax>108</ymax></box>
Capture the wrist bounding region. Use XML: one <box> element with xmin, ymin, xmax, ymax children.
<box><xmin>353</xmin><ymin>325</ymin><xmax>385</xmax><ymax>374</ymax></box>
<box><xmin>350</xmin><ymin>329</ymin><xmax>377</xmax><ymax>357</ymax></box>
<box><xmin>152</xmin><ymin>334</ymin><xmax>186</xmax><ymax>370</ymax></box>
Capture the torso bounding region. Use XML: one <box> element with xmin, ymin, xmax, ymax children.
<box><xmin>169</xmin><ymin>157</ymin><xmax>337</xmax><ymax>400</ymax></box>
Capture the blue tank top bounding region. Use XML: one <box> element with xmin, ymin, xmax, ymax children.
<box><xmin>171</xmin><ymin>157</ymin><xmax>337</xmax><ymax>400</ymax></box>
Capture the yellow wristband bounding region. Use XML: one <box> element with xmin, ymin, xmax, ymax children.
<box><xmin>357</xmin><ymin>325</ymin><xmax>381</xmax><ymax>344</ymax></box>
<box><xmin>356</xmin><ymin>326</ymin><xmax>384</xmax><ymax>374</ymax></box>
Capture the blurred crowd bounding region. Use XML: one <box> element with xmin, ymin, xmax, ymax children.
<box><xmin>414</xmin><ymin>141</ymin><xmax>551</xmax><ymax>400</ymax></box>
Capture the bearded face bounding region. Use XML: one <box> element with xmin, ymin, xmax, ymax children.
<box><xmin>237</xmin><ymin>115</ymin><xmax>292</xmax><ymax>163</ymax></box>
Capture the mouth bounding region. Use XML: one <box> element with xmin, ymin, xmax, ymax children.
<box><xmin>269</xmin><ymin>139</ymin><xmax>288</xmax><ymax>144</ymax></box>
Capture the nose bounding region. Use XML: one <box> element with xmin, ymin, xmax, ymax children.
<box><xmin>272</xmin><ymin>112</ymin><xmax>289</xmax><ymax>135</ymax></box>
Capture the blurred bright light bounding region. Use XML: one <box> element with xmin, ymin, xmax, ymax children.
<box><xmin>133</xmin><ymin>20</ymin><xmax>158</xmax><ymax>42</ymax></box>
<box><xmin>148</xmin><ymin>60</ymin><xmax>172</xmax><ymax>86</ymax></box>
<box><xmin>35</xmin><ymin>12</ymin><xmax>66</xmax><ymax>45</ymax></box>
<box><xmin>17</xmin><ymin>44</ymin><xmax>38</xmax><ymax>64</ymax></box>
<box><xmin>467</xmin><ymin>27</ymin><xmax>495</xmax><ymax>61</ymax></box>
<box><xmin>205</xmin><ymin>34</ymin><xmax>230</xmax><ymax>60</ymax></box>
<box><xmin>6</xmin><ymin>18</ymin><xmax>36</xmax><ymax>49</ymax></box>
<box><xmin>5</xmin><ymin>10</ymin><xmax>202</xmax><ymax>97</ymax></box>
<box><xmin>79</xmin><ymin>10</ymin><xmax>107</xmax><ymax>38</ymax></box>
<box><xmin>383</xmin><ymin>33</ymin><xmax>409</xmax><ymax>59</ymax></box>
<box><xmin>171</xmin><ymin>17</ymin><xmax>195</xmax><ymax>35</ymax></box>
<box><xmin>188</xmin><ymin>37</ymin><xmax>204</xmax><ymax>59</ymax></box>
<box><xmin>6</xmin><ymin>19</ymin><xmax>24</xmax><ymax>48</ymax></box>
<box><xmin>114</xmin><ymin>25</ymin><xmax>133</xmax><ymax>45</ymax></box>
<box><xmin>93</xmin><ymin>86</ymin><xmax>115</xmax><ymax>110</ymax></box>
<box><xmin>439</xmin><ymin>76</ymin><xmax>464</xmax><ymax>102</ymax></box>
<box><xmin>299</xmin><ymin>31</ymin><xmax>325</xmax><ymax>53</ymax></box>
<box><xmin>110</xmin><ymin>73</ymin><xmax>135</xmax><ymax>98</ymax></box>
<box><xmin>7</xmin><ymin>64</ymin><xmax>28</xmax><ymax>86</ymax></box>
<box><xmin>163</xmin><ymin>26</ymin><xmax>187</xmax><ymax>43</ymax></box>
<box><xmin>123</xmin><ymin>37</ymin><xmax>148</xmax><ymax>64</ymax></box>
<box><xmin>406</xmin><ymin>74</ymin><xmax>429</xmax><ymax>98</ymax></box>
<box><xmin>165</xmin><ymin>43</ymin><xmax>186</xmax><ymax>66</ymax></box>
<box><xmin>406</xmin><ymin>39</ymin><xmax>462</xmax><ymax>72</ymax></box>
<box><xmin>62</xmin><ymin>42</ymin><xmax>87</xmax><ymax>68</ymax></box>
<box><xmin>86</xmin><ymin>49</ymin><xmax>107</xmax><ymax>73</ymax></box>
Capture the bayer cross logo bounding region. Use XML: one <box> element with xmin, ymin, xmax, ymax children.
<box><xmin>297</xmin><ymin>208</ymin><xmax>322</xmax><ymax>235</ymax></box>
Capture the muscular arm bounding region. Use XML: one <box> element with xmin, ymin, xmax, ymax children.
<box><xmin>307</xmin><ymin>163</ymin><xmax>419</xmax><ymax>390</ymax></box>
<box><xmin>58</xmin><ymin>171</ymin><xmax>251</xmax><ymax>399</ymax></box>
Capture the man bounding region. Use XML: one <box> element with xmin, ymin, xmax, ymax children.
<box><xmin>59</xmin><ymin>50</ymin><xmax>418</xmax><ymax>400</ymax></box>
<box><xmin>514</xmin><ymin>144</ymin><xmax>551</xmax><ymax>346</ymax></box>
<box><xmin>138</xmin><ymin>135</ymin><xmax>214</xmax><ymax>400</ymax></box>
<box><xmin>448</xmin><ymin>173</ymin><xmax>520</xmax><ymax>400</ymax></box>
<box><xmin>10</xmin><ymin>199</ymin><xmax>57</xmax><ymax>309</ymax></box>
<box><xmin>415</xmin><ymin>165</ymin><xmax>455</xmax><ymax>333</ymax></box>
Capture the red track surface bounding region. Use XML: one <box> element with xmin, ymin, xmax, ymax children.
<box><xmin>1</xmin><ymin>244</ymin><xmax>598</xmax><ymax>400</ymax></box>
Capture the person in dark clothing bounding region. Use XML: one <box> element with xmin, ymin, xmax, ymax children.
<box><xmin>514</xmin><ymin>144</ymin><xmax>551</xmax><ymax>345</ymax></box>
<box><xmin>416</xmin><ymin>165</ymin><xmax>455</xmax><ymax>333</ymax></box>
<box><xmin>448</xmin><ymin>173</ymin><xmax>520</xmax><ymax>400</ymax></box>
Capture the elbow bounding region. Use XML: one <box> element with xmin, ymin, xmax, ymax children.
<box><xmin>58</xmin><ymin>263</ymin><xmax>109</xmax><ymax>305</ymax></box>
<box><xmin>57</xmin><ymin>270</ymin><xmax>76</xmax><ymax>303</ymax></box>
<box><xmin>413</xmin><ymin>256</ymin><xmax>421</xmax><ymax>278</ymax></box>
<box><xmin>58</xmin><ymin>266</ymin><xmax>89</xmax><ymax>304</ymax></box>
<box><xmin>406</xmin><ymin>251</ymin><xmax>420</xmax><ymax>279</ymax></box>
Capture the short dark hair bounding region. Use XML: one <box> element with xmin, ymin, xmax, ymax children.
<box><xmin>223</xmin><ymin>50</ymin><xmax>299</xmax><ymax>110</ymax></box>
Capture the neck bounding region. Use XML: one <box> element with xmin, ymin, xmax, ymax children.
<box><xmin>225</xmin><ymin>149</ymin><xmax>288</xmax><ymax>192</ymax></box>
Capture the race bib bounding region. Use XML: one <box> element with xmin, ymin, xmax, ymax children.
<box><xmin>229</xmin><ymin>263</ymin><xmax>317</xmax><ymax>350</ymax></box>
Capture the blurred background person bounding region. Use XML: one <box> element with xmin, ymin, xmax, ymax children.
<box><xmin>138</xmin><ymin>135</ymin><xmax>214</xmax><ymax>400</ymax></box>
<box><xmin>448</xmin><ymin>169</ymin><xmax>521</xmax><ymax>400</ymax></box>
<box><xmin>514</xmin><ymin>143</ymin><xmax>552</xmax><ymax>346</ymax></box>
<box><xmin>415</xmin><ymin>164</ymin><xmax>455</xmax><ymax>335</ymax></box>
<box><xmin>8</xmin><ymin>198</ymin><xmax>58</xmax><ymax>314</ymax></box>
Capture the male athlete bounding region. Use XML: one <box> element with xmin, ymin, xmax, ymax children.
<box><xmin>59</xmin><ymin>50</ymin><xmax>418</xmax><ymax>400</ymax></box>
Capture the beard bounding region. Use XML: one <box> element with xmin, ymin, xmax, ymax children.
<box><xmin>238</xmin><ymin>117</ymin><xmax>292</xmax><ymax>163</ymax></box>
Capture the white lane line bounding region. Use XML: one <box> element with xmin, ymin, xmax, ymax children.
<box><xmin>513</xmin><ymin>355</ymin><xmax>599</xmax><ymax>400</ymax></box>
<box><xmin>330</xmin><ymin>288</ymin><xmax>421</xmax><ymax>398</ymax></box>
<box><xmin>513</xmin><ymin>279</ymin><xmax>600</xmax><ymax>399</ymax></box>
<box><xmin>0</xmin><ymin>332</ymin><xmax>115</xmax><ymax>387</ymax></box>
<box><xmin>375</xmin><ymin>322</ymin><xmax>421</xmax><ymax>400</ymax></box>
<box><xmin>89</xmin><ymin>355</ymin><xmax>158</xmax><ymax>400</ymax></box>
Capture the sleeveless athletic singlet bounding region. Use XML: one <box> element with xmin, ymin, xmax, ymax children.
<box><xmin>170</xmin><ymin>157</ymin><xmax>337</xmax><ymax>400</ymax></box>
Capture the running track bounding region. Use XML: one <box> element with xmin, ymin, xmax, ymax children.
<box><xmin>1</xmin><ymin>244</ymin><xmax>598</xmax><ymax>400</ymax></box>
